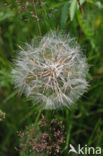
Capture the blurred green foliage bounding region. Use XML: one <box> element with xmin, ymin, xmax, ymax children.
<box><xmin>0</xmin><ymin>0</ymin><xmax>103</xmax><ymax>156</ymax></box>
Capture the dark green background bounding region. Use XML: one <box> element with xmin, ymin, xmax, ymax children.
<box><xmin>0</xmin><ymin>0</ymin><xmax>103</xmax><ymax>155</ymax></box>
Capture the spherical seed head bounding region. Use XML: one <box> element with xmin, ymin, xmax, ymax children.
<box><xmin>11</xmin><ymin>31</ymin><xmax>89</xmax><ymax>109</ymax></box>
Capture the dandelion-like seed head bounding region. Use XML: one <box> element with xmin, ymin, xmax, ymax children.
<box><xmin>0</xmin><ymin>109</ymin><xmax>5</xmax><ymax>121</ymax></box>
<box><xmin>12</xmin><ymin>31</ymin><xmax>89</xmax><ymax>109</ymax></box>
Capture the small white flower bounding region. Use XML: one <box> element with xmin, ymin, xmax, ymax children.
<box><xmin>11</xmin><ymin>31</ymin><xmax>89</xmax><ymax>109</ymax></box>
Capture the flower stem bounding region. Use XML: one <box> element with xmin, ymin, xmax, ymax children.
<box><xmin>32</xmin><ymin>0</ymin><xmax>42</xmax><ymax>36</ymax></box>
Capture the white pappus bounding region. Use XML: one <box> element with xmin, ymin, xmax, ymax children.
<box><xmin>11</xmin><ymin>31</ymin><xmax>89</xmax><ymax>109</ymax></box>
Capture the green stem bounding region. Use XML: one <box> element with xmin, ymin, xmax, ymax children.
<box><xmin>32</xmin><ymin>0</ymin><xmax>42</xmax><ymax>36</ymax></box>
<box><xmin>35</xmin><ymin>109</ymin><xmax>42</xmax><ymax>123</ymax></box>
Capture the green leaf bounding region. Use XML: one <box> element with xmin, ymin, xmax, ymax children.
<box><xmin>80</xmin><ymin>0</ymin><xmax>85</xmax><ymax>5</ymax></box>
<box><xmin>20</xmin><ymin>152</ymin><xmax>28</xmax><ymax>156</ymax></box>
<box><xmin>0</xmin><ymin>11</ymin><xmax>14</xmax><ymax>22</ymax></box>
<box><xmin>70</xmin><ymin>0</ymin><xmax>77</xmax><ymax>21</ymax></box>
<box><xmin>61</xmin><ymin>2</ymin><xmax>70</xmax><ymax>28</ymax></box>
<box><xmin>20</xmin><ymin>151</ymin><xmax>36</xmax><ymax>156</ymax></box>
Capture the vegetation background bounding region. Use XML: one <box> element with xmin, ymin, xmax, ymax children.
<box><xmin>0</xmin><ymin>0</ymin><xmax>103</xmax><ymax>155</ymax></box>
